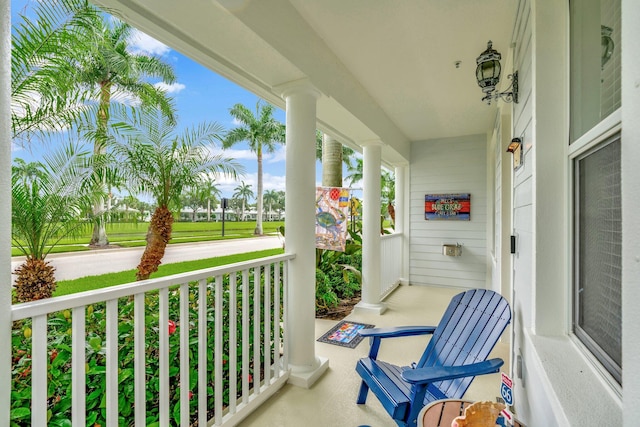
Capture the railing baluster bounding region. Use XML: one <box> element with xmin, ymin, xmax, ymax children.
<box><xmin>31</xmin><ymin>314</ymin><xmax>47</xmax><ymax>426</ymax></box>
<box><xmin>253</xmin><ymin>266</ymin><xmax>261</xmax><ymax>396</ymax></box>
<box><xmin>198</xmin><ymin>278</ymin><xmax>208</xmax><ymax>427</ymax></box>
<box><xmin>134</xmin><ymin>293</ymin><xmax>146</xmax><ymax>425</ymax></box>
<box><xmin>72</xmin><ymin>306</ymin><xmax>86</xmax><ymax>427</ymax></box>
<box><xmin>159</xmin><ymin>287</ymin><xmax>169</xmax><ymax>427</ymax></box>
<box><xmin>106</xmin><ymin>299</ymin><xmax>118</xmax><ymax>426</ymax></box>
<box><xmin>229</xmin><ymin>272</ymin><xmax>237</xmax><ymax>415</ymax></box>
<box><xmin>242</xmin><ymin>269</ymin><xmax>249</xmax><ymax>403</ymax></box>
<box><xmin>179</xmin><ymin>283</ymin><xmax>190</xmax><ymax>426</ymax></box>
<box><xmin>273</xmin><ymin>261</ymin><xmax>281</xmax><ymax>379</ymax></box>
<box><xmin>214</xmin><ymin>275</ymin><xmax>223</xmax><ymax>425</ymax></box>
<box><xmin>264</xmin><ymin>263</ymin><xmax>272</xmax><ymax>386</ymax></box>
<box><xmin>283</xmin><ymin>261</ymin><xmax>289</xmax><ymax>369</ymax></box>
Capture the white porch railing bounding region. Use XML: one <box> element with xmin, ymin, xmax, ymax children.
<box><xmin>380</xmin><ymin>233</ymin><xmax>403</xmax><ymax>299</ymax></box>
<box><xmin>10</xmin><ymin>253</ymin><xmax>293</xmax><ymax>427</ymax></box>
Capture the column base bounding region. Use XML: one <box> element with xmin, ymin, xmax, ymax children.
<box><xmin>354</xmin><ymin>301</ymin><xmax>388</xmax><ymax>315</ymax></box>
<box><xmin>287</xmin><ymin>356</ymin><xmax>329</xmax><ymax>388</ymax></box>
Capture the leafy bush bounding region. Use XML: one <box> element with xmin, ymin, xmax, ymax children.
<box><xmin>11</xmin><ymin>267</ymin><xmax>282</xmax><ymax>426</ymax></box>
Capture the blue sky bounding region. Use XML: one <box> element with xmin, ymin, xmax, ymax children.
<box><xmin>10</xmin><ymin>1</ymin><xmax>344</xmax><ymax>202</ymax></box>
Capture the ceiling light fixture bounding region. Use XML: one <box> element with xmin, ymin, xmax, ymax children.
<box><xmin>475</xmin><ymin>40</ymin><xmax>518</xmax><ymax>105</ymax></box>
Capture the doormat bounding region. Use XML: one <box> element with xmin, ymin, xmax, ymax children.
<box><xmin>317</xmin><ymin>321</ymin><xmax>374</xmax><ymax>349</ymax></box>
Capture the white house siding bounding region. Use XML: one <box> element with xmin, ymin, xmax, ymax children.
<box><xmin>509</xmin><ymin>0</ymin><xmax>624</xmax><ymax>425</ymax></box>
<box><xmin>409</xmin><ymin>134</ymin><xmax>487</xmax><ymax>289</ymax></box>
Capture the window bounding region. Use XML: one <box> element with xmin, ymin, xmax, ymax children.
<box><xmin>573</xmin><ymin>135</ymin><xmax>621</xmax><ymax>383</ymax></box>
<box><xmin>570</xmin><ymin>0</ymin><xmax>621</xmax><ymax>143</ymax></box>
<box><xmin>570</xmin><ymin>0</ymin><xmax>622</xmax><ymax>383</ymax></box>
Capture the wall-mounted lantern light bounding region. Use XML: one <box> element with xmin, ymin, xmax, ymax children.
<box><xmin>475</xmin><ymin>40</ymin><xmax>518</xmax><ymax>105</ymax></box>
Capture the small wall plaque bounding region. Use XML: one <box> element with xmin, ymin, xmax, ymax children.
<box><xmin>425</xmin><ymin>193</ymin><xmax>470</xmax><ymax>221</ymax></box>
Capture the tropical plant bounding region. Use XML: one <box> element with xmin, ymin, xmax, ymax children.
<box><xmin>201</xmin><ymin>177</ymin><xmax>222</xmax><ymax>221</ymax></box>
<box><xmin>180</xmin><ymin>187</ymin><xmax>205</xmax><ymax>222</ymax></box>
<box><xmin>74</xmin><ymin>17</ymin><xmax>177</xmax><ymax>247</ymax></box>
<box><xmin>11</xmin><ymin>0</ymin><xmax>99</xmax><ymax>140</ymax></box>
<box><xmin>223</xmin><ymin>101</ymin><xmax>285</xmax><ymax>235</ymax></box>
<box><xmin>11</xmin><ymin>144</ymin><xmax>102</xmax><ymax>302</ymax></box>
<box><xmin>263</xmin><ymin>189</ymin><xmax>280</xmax><ymax>221</ymax></box>
<box><xmin>112</xmin><ymin>110</ymin><xmax>243</xmax><ymax>280</ymax></box>
<box><xmin>233</xmin><ymin>181</ymin><xmax>254</xmax><ymax>222</ymax></box>
<box><xmin>381</xmin><ymin>169</ymin><xmax>396</xmax><ymax>225</ymax></box>
<box><xmin>316</xmin><ymin>131</ymin><xmax>354</xmax><ymax>187</ymax></box>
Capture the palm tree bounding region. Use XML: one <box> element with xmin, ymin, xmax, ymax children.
<box><xmin>12</xmin><ymin>145</ymin><xmax>102</xmax><ymax>302</ymax></box>
<box><xmin>113</xmin><ymin>110</ymin><xmax>242</xmax><ymax>280</ymax></box>
<box><xmin>345</xmin><ymin>157</ymin><xmax>364</xmax><ymax>187</ymax></box>
<box><xmin>316</xmin><ymin>131</ymin><xmax>354</xmax><ymax>187</ymax></box>
<box><xmin>233</xmin><ymin>181</ymin><xmax>254</xmax><ymax>222</ymax></box>
<box><xmin>263</xmin><ymin>189</ymin><xmax>279</xmax><ymax>221</ymax></box>
<box><xmin>75</xmin><ymin>17</ymin><xmax>177</xmax><ymax>247</ymax></box>
<box><xmin>223</xmin><ymin>101</ymin><xmax>285</xmax><ymax>235</ymax></box>
<box><xmin>11</xmin><ymin>0</ymin><xmax>99</xmax><ymax>140</ymax></box>
<box><xmin>200</xmin><ymin>177</ymin><xmax>222</xmax><ymax>221</ymax></box>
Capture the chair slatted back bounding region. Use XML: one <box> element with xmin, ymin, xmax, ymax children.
<box><xmin>417</xmin><ymin>289</ymin><xmax>511</xmax><ymax>399</ymax></box>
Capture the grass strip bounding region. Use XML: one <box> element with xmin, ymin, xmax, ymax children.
<box><xmin>54</xmin><ymin>248</ymin><xmax>284</xmax><ymax>297</ymax></box>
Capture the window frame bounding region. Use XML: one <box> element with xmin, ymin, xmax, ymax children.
<box><xmin>569</xmin><ymin>114</ymin><xmax>622</xmax><ymax>389</ymax></box>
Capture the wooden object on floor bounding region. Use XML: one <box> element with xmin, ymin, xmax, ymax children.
<box><xmin>419</xmin><ymin>399</ymin><xmax>525</xmax><ymax>427</ymax></box>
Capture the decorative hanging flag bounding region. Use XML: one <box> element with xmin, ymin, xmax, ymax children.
<box><xmin>315</xmin><ymin>187</ymin><xmax>350</xmax><ymax>251</ymax></box>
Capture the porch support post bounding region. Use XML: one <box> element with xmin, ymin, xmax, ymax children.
<box><xmin>0</xmin><ymin>0</ymin><xmax>11</xmax><ymax>422</ymax></box>
<box><xmin>277</xmin><ymin>79</ymin><xmax>328</xmax><ymax>388</ymax></box>
<box><xmin>355</xmin><ymin>140</ymin><xmax>387</xmax><ymax>314</ymax></box>
<box><xmin>394</xmin><ymin>163</ymin><xmax>410</xmax><ymax>285</ymax></box>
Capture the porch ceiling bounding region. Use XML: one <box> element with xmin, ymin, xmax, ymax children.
<box><xmin>93</xmin><ymin>0</ymin><xmax>516</xmax><ymax>164</ymax></box>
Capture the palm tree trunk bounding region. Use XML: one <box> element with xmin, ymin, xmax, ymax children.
<box><xmin>90</xmin><ymin>81</ymin><xmax>111</xmax><ymax>246</ymax></box>
<box><xmin>136</xmin><ymin>206</ymin><xmax>173</xmax><ymax>281</ymax></box>
<box><xmin>322</xmin><ymin>134</ymin><xmax>343</xmax><ymax>187</ymax></box>
<box><xmin>255</xmin><ymin>147</ymin><xmax>264</xmax><ymax>235</ymax></box>
<box><xmin>13</xmin><ymin>258</ymin><xmax>57</xmax><ymax>302</ymax></box>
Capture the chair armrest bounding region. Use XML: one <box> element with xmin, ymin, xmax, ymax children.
<box><xmin>359</xmin><ymin>326</ymin><xmax>436</xmax><ymax>360</ymax></box>
<box><xmin>358</xmin><ymin>326</ymin><xmax>437</xmax><ymax>339</ymax></box>
<box><xmin>401</xmin><ymin>358</ymin><xmax>504</xmax><ymax>384</ymax></box>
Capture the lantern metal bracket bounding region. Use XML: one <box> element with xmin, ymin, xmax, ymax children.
<box><xmin>481</xmin><ymin>71</ymin><xmax>518</xmax><ymax>105</ymax></box>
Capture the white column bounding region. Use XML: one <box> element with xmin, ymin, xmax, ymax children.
<box><xmin>0</xmin><ymin>0</ymin><xmax>11</xmax><ymax>422</ymax></box>
<box><xmin>394</xmin><ymin>163</ymin><xmax>410</xmax><ymax>285</ymax></box>
<box><xmin>277</xmin><ymin>79</ymin><xmax>328</xmax><ymax>388</ymax></box>
<box><xmin>355</xmin><ymin>140</ymin><xmax>387</xmax><ymax>314</ymax></box>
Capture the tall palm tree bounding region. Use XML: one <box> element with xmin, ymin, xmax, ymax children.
<box><xmin>263</xmin><ymin>189</ymin><xmax>279</xmax><ymax>221</ymax></box>
<box><xmin>316</xmin><ymin>131</ymin><xmax>354</xmax><ymax>187</ymax></box>
<box><xmin>11</xmin><ymin>0</ymin><xmax>99</xmax><ymax>139</ymax></box>
<box><xmin>113</xmin><ymin>110</ymin><xmax>242</xmax><ymax>280</ymax></box>
<box><xmin>199</xmin><ymin>177</ymin><xmax>222</xmax><ymax>221</ymax></box>
<box><xmin>12</xmin><ymin>144</ymin><xmax>102</xmax><ymax>302</ymax></box>
<box><xmin>233</xmin><ymin>181</ymin><xmax>254</xmax><ymax>222</ymax></box>
<box><xmin>223</xmin><ymin>101</ymin><xmax>285</xmax><ymax>235</ymax></box>
<box><xmin>76</xmin><ymin>17</ymin><xmax>177</xmax><ymax>247</ymax></box>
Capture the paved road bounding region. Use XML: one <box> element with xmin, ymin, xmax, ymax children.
<box><xmin>11</xmin><ymin>236</ymin><xmax>283</xmax><ymax>282</ymax></box>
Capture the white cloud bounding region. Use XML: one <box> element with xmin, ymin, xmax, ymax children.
<box><xmin>265</xmin><ymin>146</ymin><xmax>286</xmax><ymax>163</ymax></box>
<box><xmin>128</xmin><ymin>29</ymin><xmax>170</xmax><ymax>56</ymax></box>
<box><xmin>208</xmin><ymin>146</ymin><xmax>257</xmax><ymax>161</ymax></box>
<box><xmin>154</xmin><ymin>82</ymin><xmax>186</xmax><ymax>94</ymax></box>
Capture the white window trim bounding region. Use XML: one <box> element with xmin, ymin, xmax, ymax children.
<box><xmin>567</xmin><ymin>108</ymin><xmax>622</xmax><ymax>395</ymax></box>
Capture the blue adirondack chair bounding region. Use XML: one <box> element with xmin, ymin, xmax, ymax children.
<box><xmin>355</xmin><ymin>289</ymin><xmax>511</xmax><ymax>427</ymax></box>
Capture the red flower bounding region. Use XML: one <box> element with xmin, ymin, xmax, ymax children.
<box><xmin>50</xmin><ymin>349</ymin><xmax>58</xmax><ymax>363</ymax></box>
<box><xmin>248</xmin><ymin>374</ymin><xmax>253</xmax><ymax>383</ymax></box>
<box><xmin>188</xmin><ymin>390</ymin><xmax>194</xmax><ymax>400</ymax></box>
<box><xmin>168</xmin><ymin>320</ymin><xmax>177</xmax><ymax>335</ymax></box>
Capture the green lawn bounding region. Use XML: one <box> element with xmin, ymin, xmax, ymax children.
<box><xmin>11</xmin><ymin>220</ymin><xmax>284</xmax><ymax>256</ymax></box>
<box><xmin>53</xmin><ymin>248</ymin><xmax>285</xmax><ymax>296</ymax></box>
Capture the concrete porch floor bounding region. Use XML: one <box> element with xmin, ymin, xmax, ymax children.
<box><xmin>238</xmin><ymin>285</ymin><xmax>510</xmax><ymax>427</ymax></box>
